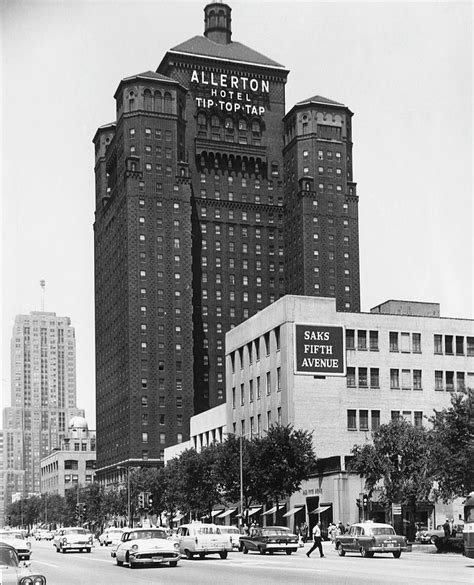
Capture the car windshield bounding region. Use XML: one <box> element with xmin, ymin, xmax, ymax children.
<box><xmin>197</xmin><ymin>527</ymin><xmax>220</xmax><ymax>535</ymax></box>
<box><xmin>130</xmin><ymin>530</ymin><xmax>167</xmax><ymax>540</ymax></box>
<box><xmin>0</xmin><ymin>547</ymin><xmax>19</xmax><ymax>568</ymax></box>
<box><xmin>66</xmin><ymin>528</ymin><xmax>87</xmax><ymax>535</ymax></box>
<box><xmin>0</xmin><ymin>532</ymin><xmax>23</xmax><ymax>540</ymax></box>
<box><xmin>371</xmin><ymin>527</ymin><xmax>395</xmax><ymax>536</ymax></box>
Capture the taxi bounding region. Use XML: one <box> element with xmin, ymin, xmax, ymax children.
<box><xmin>335</xmin><ymin>521</ymin><xmax>408</xmax><ymax>558</ymax></box>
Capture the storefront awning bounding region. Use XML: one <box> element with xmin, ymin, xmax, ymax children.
<box><xmin>217</xmin><ymin>507</ymin><xmax>237</xmax><ymax>518</ymax></box>
<box><xmin>283</xmin><ymin>505</ymin><xmax>304</xmax><ymax>518</ymax></box>
<box><xmin>247</xmin><ymin>506</ymin><xmax>262</xmax><ymax>517</ymax></box>
<box><xmin>309</xmin><ymin>505</ymin><xmax>330</xmax><ymax>515</ymax></box>
<box><xmin>262</xmin><ymin>504</ymin><xmax>286</xmax><ymax>516</ymax></box>
<box><xmin>211</xmin><ymin>509</ymin><xmax>224</xmax><ymax>517</ymax></box>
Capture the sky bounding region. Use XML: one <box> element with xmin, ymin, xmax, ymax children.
<box><xmin>1</xmin><ymin>1</ymin><xmax>472</xmax><ymax>426</ymax></box>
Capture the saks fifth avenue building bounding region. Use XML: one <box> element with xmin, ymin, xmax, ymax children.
<box><xmin>166</xmin><ymin>294</ymin><xmax>473</xmax><ymax>532</ymax></box>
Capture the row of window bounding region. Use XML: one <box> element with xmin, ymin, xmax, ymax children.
<box><xmin>141</xmin><ymin>432</ymin><xmax>183</xmax><ymax>445</ymax></box>
<box><xmin>434</xmin><ymin>334</ymin><xmax>473</xmax><ymax>355</ymax></box>
<box><xmin>232</xmin><ymin>408</ymin><xmax>283</xmax><ymax>437</ymax></box>
<box><xmin>130</xmin><ymin>127</ymin><xmax>172</xmax><ymax>141</ymax></box>
<box><xmin>347</xmin><ymin>409</ymin><xmax>423</xmax><ymax>431</ymax></box>
<box><xmin>141</xmin><ymin>395</ymin><xmax>184</xmax><ymax>408</ymax></box>
<box><xmin>200</xmin><ymin>173</ymin><xmax>277</xmax><ymax>189</ymax></box>
<box><xmin>231</xmin><ymin>368</ymin><xmax>282</xmax><ymax>408</ymax></box>
<box><xmin>199</xmin><ymin>191</ymin><xmax>283</xmax><ymax>205</ymax></box>
<box><xmin>230</xmin><ymin>328</ymin><xmax>281</xmax><ymax>372</ymax></box>
<box><xmin>347</xmin><ymin>367</ymin><xmax>468</xmax><ymax>391</ymax></box>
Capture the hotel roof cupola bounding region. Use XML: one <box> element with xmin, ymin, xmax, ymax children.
<box><xmin>204</xmin><ymin>2</ymin><xmax>232</xmax><ymax>45</ymax></box>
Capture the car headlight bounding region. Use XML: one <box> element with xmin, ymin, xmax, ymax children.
<box><xmin>20</xmin><ymin>577</ymin><xmax>46</xmax><ymax>585</ymax></box>
<box><xmin>131</xmin><ymin>544</ymin><xmax>138</xmax><ymax>551</ymax></box>
<box><xmin>174</xmin><ymin>542</ymin><xmax>180</xmax><ymax>549</ymax></box>
<box><xmin>62</xmin><ymin>537</ymin><xmax>68</xmax><ymax>544</ymax></box>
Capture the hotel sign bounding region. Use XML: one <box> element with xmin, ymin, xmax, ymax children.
<box><xmin>294</xmin><ymin>324</ymin><xmax>345</xmax><ymax>376</ymax></box>
<box><xmin>190</xmin><ymin>69</ymin><xmax>269</xmax><ymax>116</ymax></box>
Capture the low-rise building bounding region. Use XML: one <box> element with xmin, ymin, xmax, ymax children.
<box><xmin>41</xmin><ymin>416</ymin><xmax>96</xmax><ymax>496</ymax></box>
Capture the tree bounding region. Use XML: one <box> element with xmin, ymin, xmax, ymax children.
<box><xmin>428</xmin><ymin>389</ymin><xmax>474</xmax><ymax>502</ymax></box>
<box><xmin>349</xmin><ymin>418</ymin><xmax>432</xmax><ymax>508</ymax></box>
<box><xmin>252</xmin><ymin>424</ymin><xmax>317</xmax><ymax>510</ymax></box>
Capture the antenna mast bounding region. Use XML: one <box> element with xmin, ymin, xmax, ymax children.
<box><xmin>40</xmin><ymin>279</ymin><xmax>46</xmax><ymax>311</ymax></box>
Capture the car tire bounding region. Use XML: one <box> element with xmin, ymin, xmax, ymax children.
<box><xmin>242</xmin><ymin>544</ymin><xmax>249</xmax><ymax>554</ymax></box>
<box><xmin>86</xmin><ymin>548</ymin><xmax>91</xmax><ymax>553</ymax></box>
<box><xmin>337</xmin><ymin>543</ymin><xmax>345</xmax><ymax>557</ymax></box>
<box><xmin>259</xmin><ymin>547</ymin><xmax>265</xmax><ymax>555</ymax></box>
<box><xmin>199</xmin><ymin>552</ymin><xmax>206</xmax><ymax>559</ymax></box>
<box><xmin>184</xmin><ymin>549</ymin><xmax>194</xmax><ymax>559</ymax></box>
<box><xmin>268</xmin><ymin>550</ymin><xmax>274</xmax><ymax>555</ymax></box>
<box><xmin>219</xmin><ymin>551</ymin><xmax>228</xmax><ymax>559</ymax></box>
<box><xmin>61</xmin><ymin>546</ymin><xmax>66</xmax><ymax>554</ymax></box>
<box><xmin>169</xmin><ymin>560</ymin><xmax>178</xmax><ymax>567</ymax></box>
<box><xmin>286</xmin><ymin>549</ymin><xmax>292</xmax><ymax>555</ymax></box>
<box><xmin>392</xmin><ymin>551</ymin><xmax>401</xmax><ymax>559</ymax></box>
<box><xmin>116</xmin><ymin>557</ymin><xmax>123</xmax><ymax>566</ymax></box>
<box><xmin>360</xmin><ymin>548</ymin><xmax>371</xmax><ymax>558</ymax></box>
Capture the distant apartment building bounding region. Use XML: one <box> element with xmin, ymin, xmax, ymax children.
<box><xmin>41</xmin><ymin>416</ymin><xmax>96</xmax><ymax>497</ymax></box>
<box><xmin>3</xmin><ymin>311</ymin><xmax>84</xmax><ymax>512</ymax></box>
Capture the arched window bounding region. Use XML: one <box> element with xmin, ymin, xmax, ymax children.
<box><xmin>209</xmin><ymin>10</ymin><xmax>217</xmax><ymax>27</ymax></box>
<box><xmin>164</xmin><ymin>92</ymin><xmax>172</xmax><ymax>114</ymax></box>
<box><xmin>251</xmin><ymin>120</ymin><xmax>261</xmax><ymax>134</ymax></box>
<box><xmin>238</xmin><ymin>119</ymin><xmax>247</xmax><ymax>131</ymax></box>
<box><xmin>225</xmin><ymin>118</ymin><xmax>234</xmax><ymax>131</ymax></box>
<box><xmin>197</xmin><ymin>113</ymin><xmax>207</xmax><ymax>136</ymax></box>
<box><xmin>211</xmin><ymin>115</ymin><xmax>220</xmax><ymax>128</ymax></box>
<box><xmin>144</xmin><ymin>89</ymin><xmax>152</xmax><ymax>111</ymax></box>
<box><xmin>128</xmin><ymin>90</ymin><xmax>135</xmax><ymax>112</ymax></box>
<box><xmin>154</xmin><ymin>91</ymin><xmax>162</xmax><ymax>112</ymax></box>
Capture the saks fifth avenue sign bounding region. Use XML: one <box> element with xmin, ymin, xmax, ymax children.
<box><xmin>190</xmin><ymin>69</ymin><xmax>269</xmax><ymax>115</ymax></box>
<box><xmin>294</xmin><ymin>324</ymin><xmax>345</xmax><ymax>376</ymax></box>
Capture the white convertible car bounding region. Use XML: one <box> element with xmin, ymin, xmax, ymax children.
<box><xmin>112</xmin><ymin>527</ymin><xmax>180</xmax><ymax>568</ymax></box>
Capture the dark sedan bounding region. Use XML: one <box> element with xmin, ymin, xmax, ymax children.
<box><xmin>239</xmin><ymin>526</ymin><xmax>298</xmax><ymax>555</ymax></box>
<box><xmin>335</xmin><ymin>522</ymin><xmax>408</xmax><ymax>558</ymax></box>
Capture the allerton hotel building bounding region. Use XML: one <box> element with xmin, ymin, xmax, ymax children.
<box><xmin>93</xmin><ymin>2</ymin><xmax>360</xmax><ymax>483</ymax></box>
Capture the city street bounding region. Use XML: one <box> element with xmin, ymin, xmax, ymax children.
<box><xmin>27</xmin><ymin>538</ymin><xmax>472</xmax><ymax>585</ymax></box>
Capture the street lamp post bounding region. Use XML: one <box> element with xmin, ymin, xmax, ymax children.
<box><xmin>240</xmin><ymin>435</ymin><xmax>244</xmax><ymax>525</ymax></box>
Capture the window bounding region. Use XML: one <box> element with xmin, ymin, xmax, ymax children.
<box><xmin>390</xmin><ymin>369</ymin><xmax>400</xmax><ymax>388</ymax></box>
<box><xmin>402</xmin><ymin>369</ymin><xmax>411</xmax><ymax>390</ymax></box>
<box><xmin>240</xmin><ymin>383</ymin><xmax>245</xmax><ymax>406</ymax></box>
<box><xmin>232</xmin><ymin>387</ymin><xmax>236</xmax><ymax>409</ymax></box>
<box><xmin>266</xmin><ymin>372</ymin><xmax>271</xmax><ymax>395</ymax></box>
<box><xmin>413</xmin><ymin>370</ymin><xmax>422</xmax><ymax>390</ymax></box>
<box><xmin>371</xmin><ymin>410</ymin><xmax>380</xmax><ymax>431</ymax></box>
<box><xmin>434</xmin><ymin>334</ymin><xmax>443</xmax><ymax>353</ymax></box>
<box><xmin>446</xmin><ymin>371</ymin><xmax>454</xmax><ymax>391</ymax></box>
<box><xmin>445</xmin><ymin>335</ymin><xmax>453</xmax><ymax>354</ymax></box>
<box><xmin>401</xmin><ymin>332</ymin><xmax>410</xmax><ymax>352</ymax></box>
<box><xmin>358</xmin><ymin>367</ymin><xmax>368</xmax><ymax>388</ymax></box>
<box><xmin>456</xmin><ymin>336</ymin><xmax>464</xmax><ymax>355</ymax></box>
<box><xmin>256</xmin><ymin>376</ymin><xmax>261</xmax><ymax>399</ymax></box>
<box><xmin>389</xmin><ymin>332</ymin><xmax>399</xmax><ymax>352</ymax></box>
<box><xmin>369</xmin><ymin>331</ymin><xmax>379</xmax><ymax>351</ymax></box>
<box><xmin>249</xmin><ymin>379</ymin><xmax>254</xmax><ymax>402</ymax></box>
<box><xmin>346</xmin><ymin>367</ymin><xmax>356</xmax><ymax>387</ymax></box>
<box><xmin>370</xmin><ymin>368</ymin><xmax>379</xmax><ymax>388</ymax></box>
<box><xmin>346</xmin><ymin>329</ymin><xmax>355</xmax><ymax>350</ymax></box>
<box><xmin>347</xmin><ymin>410</ymin><xmax>357</xmax><ymax>430</ymax></box>
<box><xmin>277</xmin><ymin>367</ymin><xmax>281</xmax><ymax>392</ymax></box>
<box><xmin>359</xmin><ymin>410</ymin><xmax>369</xmax><ymax>431</ymax></box>
<box><xmin>413</xmin><ymin>333</ymin><xmax>421</xmax><ymax>353</ymax></box>
<box><xmin>142</xmin><ymin>432</ymin><xmax>148</xmax><ymax>443</ymax></box>
<box><xmin>159</xmin><ymin>433</ymin><xmax>166</xmax><ymax>444</ymax></box>
<box><xmin>467</xmin><ymin>337</ymin><xmax>474</xmax><ymax>356</ymax></box>
<box><xmin>414</xmin><ymin>411</ymin><xmax>423</xmax><ymax>429</ymax></box>
<box><xmin>435</xmin><ymin>371</ymin><xmax>443</xmax><ymax>391</ymax></box>
<box><xmin>357</xmin><ymin>330</ymin><xmax>367</xmax><ymax>350</ymax></box>
<box><xmin>457</xmin><ymin>372</ymin><xmax>465</xmax><ymax>391</ymax></box>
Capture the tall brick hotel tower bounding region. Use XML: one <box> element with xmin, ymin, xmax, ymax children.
<box><xmin>93</xmin><ymin>2</ymin><xmax>360</xmax><ymax>482</ymax></box>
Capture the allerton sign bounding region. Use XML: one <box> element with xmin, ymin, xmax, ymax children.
<box><xmin>294</xmin><ymin>324</ymin><xmax>345</xmax><ymax>376</ymax></box>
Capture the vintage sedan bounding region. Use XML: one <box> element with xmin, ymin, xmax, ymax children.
<box><xmin>335</xmin><ymin>522</ymin><xmax>408</xmax><ymax>558</ymax></box>
<box><xmin>112</xmin><ymin>527</ymin><xmax>180</xmax><ymax>568</ymax></box>
<box><xmin>0</xmin><ymin>531</ymin><xmax>32</xmax><ymax>561</ymax></box>
<box><xmin>98</xmin><ymin>528</ymin><xmax>124</xmax><ymax>547</ymax></box>
<box><xmin>239</xmin><ymin>526</ymin><xmax>298</xmax><ymax>555</ymax></box>
<box><xmin>0</xmin><ymin>542</ymin><xmax>46</xmax><ymax>585</ymax></box>
<box><xmin>53</xmin><ymin>527</ymin><xmax>93</xmax><ymax>553</ymax></box>
<box><xmin>218</xmin><ymin>526</ymin><xmax>242</xmax><ymax>550</ymax></box>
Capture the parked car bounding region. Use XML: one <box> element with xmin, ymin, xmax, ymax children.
<box><xmin>218</xmin><ymin>526</ymin><xmax>241</xmax><ymax>550</ymax></box>
<box><xmin>0</xmin><ymin>531</ymin><xmax>32</xmax><ymax>561</ymax></box>
<box><xmin>0</xmin><ymin>542</ymin><xmax>47</xmax><ymax>585</ymax></box>
<box><xmin>335</xmin><ymin>522</ymin><xmax>408</xmax><ymax>558</ymax></box>
<box><xmin>98</xmin><ymin>528</ymin><xmax>124</xmax><ymax>547</ymax></box>
<box><xmin>239</xmin><ymin>526</ymin><xmax>298</xmax><ymax>555</ymax></box>
<box><xmin>53</xmin><ymin>527</ymin><xmax>93</xmax><ymax>553</ymax></box>
<box><xmin>175</xmin><ymin>522</ymin><xmax>232</xmax><ymax>559</ymax></box>
<box><xmin>112</xmin><ymin>527</ymin><xmax>180</xmax><ymax>568</ymax></box>
<box><xmin>423</xmin><ymin>524</ymin><xmax>464</xmax><ymax>552</ymax></box>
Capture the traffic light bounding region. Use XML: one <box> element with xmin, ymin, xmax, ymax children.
<box><xmin>75</xmin><ymin>503</ymin><xmax>80</xmax><ymax>516</ymax></box>
<box><xmin>147</xmin><ymin>494</ymin><xmax>153</xmax><ymax>510</ymax></box>
<box><xmin>362</xmin><ymin>494</ymin><xmax>369</xmax><ymax>508</ymax></box>
<box><xmin>138</xmin><ymin>492</ymin><xmax>145</xmax><ymax>508</ymax></box>
<box><xmin>82</xmin><ymin>504</ymin><xmax>87</xmax><ymax>516</ymax></box>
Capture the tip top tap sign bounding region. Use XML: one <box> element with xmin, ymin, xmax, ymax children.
<box><xmin>294</xmin><ymin>324</ymin><xmax>346</xmax><ymax>376</ymax></box>
<box><xmin>190</xmin><ymin>69</ymin><xmax>269</xmax><ymax>116</ymax></box>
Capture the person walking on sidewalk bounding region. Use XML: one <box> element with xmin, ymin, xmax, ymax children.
<box><xmin>306</xmin><ymin>521</ymin><xmax>324</xmax><ymax>558</ymax></box>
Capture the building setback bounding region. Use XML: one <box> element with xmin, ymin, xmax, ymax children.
<box><xmin>93</xmin><ymin>2</ymin><xmax>361</xmax><ymax>483</ymax></box>
<box><xmin>3</xmin><ymin>312</ymin><xmax>83</xmax><ymax>508</ymax></box>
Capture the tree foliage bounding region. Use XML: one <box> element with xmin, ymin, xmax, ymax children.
<box><xmin>428</xmin><ymin>389</ymin><xmax>474</xmax><ymax>502</ymax></box>
<box><xmin>349</xmin><ymin>418</ymin><xmax>432</xmax><ymax>507</ymax></box>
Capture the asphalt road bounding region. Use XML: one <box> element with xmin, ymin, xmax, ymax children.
<box><xmin>25</xmin><ymin>538</ymin><xmax>472</xmax><ymax>585</ymax></box>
